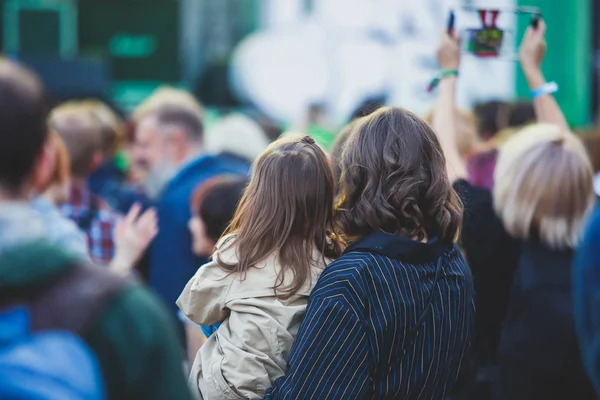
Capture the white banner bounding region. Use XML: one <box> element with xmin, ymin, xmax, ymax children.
<box><xmin>231</xmin><ymin>0</ymin><xmax>517</xmax><ymax>124</ymax></box>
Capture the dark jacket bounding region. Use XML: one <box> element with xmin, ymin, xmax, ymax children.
<box><xmin>454</xmin><ymin>180</ymin><xmax>594</xmax><ymax>399</ymax></box>
<box><xmin>496</xmin><ymin>240</ymin><xmax>595</xmax><ymax>400</ymax></box>
<box><xmin>453</xmin><ymin>179</ymin><xmax>521</xmax><ymax>360</ymax></box>
<box><xmin>88</xmin><ymin>160</ymin><xmax>151</xmax><ymax>214</ymax></box>
<box><xmin>148</xmin><ymin>153</ymin><xmax>248</xmax><ymax>314</ymax></box>
<box><xmin>573</xmin><ymin>206</ymin><xmax>600</xmax><ymax>396</ymax></box>
<box><xmin>0</xmin><ymin>240</ymin><xmax>192</xmax><ymax>400</ymax></box>
<box><xmin>266</xmin><ymin>232</ymin><xmax>475</xmax><ymax>399</ymax></box>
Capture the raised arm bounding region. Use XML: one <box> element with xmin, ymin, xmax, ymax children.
<box><xmin>519</xmin><ymin>19</ymin><xmax>569</xmax><ymax>130</ymax></box>
<box><xmin>110</xmin><ymin>204</ymin><xmax>158</xmax><ymax>275</ymax></box>
<box><xmin>432</xmin><ymin>30</ymin><xmax>468</xmax><ymax>182</ymax></box>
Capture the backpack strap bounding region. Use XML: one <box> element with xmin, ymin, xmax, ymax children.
<box><xmin>0</xmin><ymin>262</ymin><xmax>130</xmax><ymax>335</ymax></box>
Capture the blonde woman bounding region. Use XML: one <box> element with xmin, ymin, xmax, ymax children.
<box><xmin>434</xmin><ymin>18</ymin><xmax>596</xmax><ymax>399</ymax></box>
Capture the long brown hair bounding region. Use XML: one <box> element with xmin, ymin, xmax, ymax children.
<box><xmin>336</xmin><ymin>106</ymin><xmax>463</xmax><ymax>243</ymax></box>
<box><xmin>218</xmin><ymin>135</ymin><xmax>344</xmax><ymax>298</ymax></box>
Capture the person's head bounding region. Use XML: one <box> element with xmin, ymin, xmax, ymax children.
<box><xmin>507</xmin><ymin>101</ymin><xmax>536</xmax><ymax>128</ymax></box>
<box><xmin>473</xmin><ymin>100</ymin><xmax>508</xmax><ymax>140</ymax></box>
<box><xmin>49</xmin><ymin>105</ymin><xmax>103</xmax><ymax>180</ymax></box>
<box><xmin>351</xmin><ymin>96</ymin><xmax>386</xmax><ymax>120</ymax></box>
<box><xmin>133</xmin><ymin>104</ymin><xmax>204</xmax><ymax>199</ymax></box>
<box><xmin>424</xmin><ymin>108</ymin><xmax>480</xmax><ymax>159</ymax></box>
<box><xmin>78</xmin><ymin>100</ymin><xmax>125</xmax><ymax>159</ymax></box>
<box><xmin>336</xmin><ymin>106</ymin><xmax>463</xmax><ymax>243</ymax></box>
<box><xmin>205</xmin><ymin>114</ymin><xmax>269</xmax><ymax>163</ymax></box>
<box><xmin>218</xmin><ymin>135</ymin><xmax>344</xmax><ymax>298</ymax></box>
<box><xmin>131</xmin><ymin>86</ymin><xmax>204</xmax><ymax>125</ymax></box>
<box><xmin>36</xmin><ymin>131</ymin><xmax>71</xmax><ymax>205</ymax></box>
<box><xmin>494</xmin><ymin>124</ymin><xmax>595</xmax><ymax>249</ymax></box>
<box><xmin>330</xmin><ymin>121</ymin><xmax>358</xmax><ymax>186</ymax></box>
<box><xmin>188</xmin><ymin>176</ymin><xmax>248</xmax><ymax>256</ymax></box>
<box><xmin>0</xmin><ymin>58</ymin><xmax>49</xmax><ymax>198</ymax></box>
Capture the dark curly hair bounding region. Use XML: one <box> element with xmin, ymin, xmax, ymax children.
<box><xmin>336</xmin><ymin>106</ymin><xmax>463</xmax><ymax>243</ymax></box>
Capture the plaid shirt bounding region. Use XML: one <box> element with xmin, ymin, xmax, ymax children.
<box><xmin>60</xmin><ymin>184</ymin><xmax>120</xmax><ymax>265</ymax></box>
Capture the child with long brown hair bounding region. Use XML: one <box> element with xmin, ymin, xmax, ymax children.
<box><xmin>177</xmin><ymin>135</ymin><xmax>343</xmax><ymax>399</ymax></box>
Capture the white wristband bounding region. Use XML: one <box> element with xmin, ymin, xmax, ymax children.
<box><xmin>531</xmin><ymin>81</ymin><xmax>558</xmax><ymax>99</ymax></box>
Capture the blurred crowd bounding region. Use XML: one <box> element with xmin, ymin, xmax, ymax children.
<box><xmin>3</xmin><ymin>16</ymin><xmax>600</xmax><ymax>400</ymax></box>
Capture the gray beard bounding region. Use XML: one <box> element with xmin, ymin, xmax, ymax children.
<box><xmin>143</xmin><ymin>163</ymin><xmax>178</xmax><ymax>200</ymax></box>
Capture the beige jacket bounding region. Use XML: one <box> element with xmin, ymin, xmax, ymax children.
<box><xmin>177</xmin><ymin>237</ymin><xmax>328</xmax><ymax>400</ymax></box>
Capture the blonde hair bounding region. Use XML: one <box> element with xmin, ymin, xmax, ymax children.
<box><xmin>493</xmin><ymin>123</ymin><xmax>595</xmax><ymax>249</ymax></box>
<box><xmin>49</xmin><ymin>104</ymin><xmax>102</xmax><ymax>178</ymax></box>
<box><xmin>77</xmin><ymin>100</ymin><xmax>125</xmax><ymax>157</ymax></box>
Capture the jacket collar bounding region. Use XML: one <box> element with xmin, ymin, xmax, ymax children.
<box><xmin>343</xmin><ymin>231</ymin><xmax>453</xmax><ymax>264</ymax></box>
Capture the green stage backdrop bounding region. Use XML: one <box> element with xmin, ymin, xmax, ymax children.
<box><xmin>516</xmin><ymin>0</ymin><xmax>592</xmax><ymax>127</ymax></box>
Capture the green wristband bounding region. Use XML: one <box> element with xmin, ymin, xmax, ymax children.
<box><xmin>427</xmin><ymin>69</ymin><xmax>459</xmax><ymax>92</ymax></box>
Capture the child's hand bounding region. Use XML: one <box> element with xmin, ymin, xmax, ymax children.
<box><xmin>111</xmin><ymin>204</ymin><xmax>158</xmax><ymax>275</ymax></box>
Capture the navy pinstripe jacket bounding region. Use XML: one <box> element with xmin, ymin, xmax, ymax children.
<box><xmin>265</xmin><ymin>231</ymin><xmax>475</xmax><ymax>399</ymax></box>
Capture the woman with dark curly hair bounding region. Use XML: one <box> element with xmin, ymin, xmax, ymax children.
<box><xmin>264</xmin><ymin>105</ymin><xmax>475</xmax><ymax>400</ymax></box>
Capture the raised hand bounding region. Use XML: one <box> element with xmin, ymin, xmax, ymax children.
<box><xmin>437</xmin><ymin>29</ymin><xmax>461</xmax><ymax>71</ymax></box>
<box><xmin>111</xmin><ymin>204</ymin><xmax>158</xmax><ymax>275</ymax></box>
<box><xmin>517</xmin><ymin>18</ymin><xmax>568</xmax><ymax>130</ymax></box>
<box><xmin>519</xmin><ymin>18</ymin><xmax>547</xmax><ymax>74</ymax></box>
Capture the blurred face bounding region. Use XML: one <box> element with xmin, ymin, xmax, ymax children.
<box><xmin>133</xmin><ymin>116</ymin><xmax>178</xmax><ymax>199</ymax></box>
<box><xmin>188</xmin><ymin>215</ymin><xmax>216</xmax><ymax>256</ymax></box>
<box><xmin>133</xmin><ymin>116</ymin><xmax>166</xmax><ymax>174</ymax></box>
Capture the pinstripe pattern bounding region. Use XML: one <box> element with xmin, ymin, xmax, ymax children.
<box><xmin>265</xmin><ymin>237</ymin><xmax>475</xmax><ymax>400</ymax></box>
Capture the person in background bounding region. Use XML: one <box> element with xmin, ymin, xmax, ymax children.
<box><xmin>38</xmin><ymin>131</ymin><xmax>71</xmax><ymax>206</ymax></box>
<box><xmin>266</xmin><ymin>107</ymin><xmax>475</xmax><ymax>399</ymax></box>
<box><xmin>425</xmin><ymin>108</ymin><xmax>486</xmax><ymax>161</ymax></box>
<box><xmin>50</xmin><ymin>105</ymin><xmax>121</xmax><ymax>266</ymax></box>
<box><xmin>576</xmin><ymin>129</ymin><xmax>600</xmax><ymax>198</ymax></box>
<box><xmin>181</xmin><ymin>176</ymin><xmax>248</xmax><ymax>363</ymax></box>
<box><xmin>574</xmin><ymin>204</ymin><xmax>600</xmax><ymax>397</ymax></box>
<box><xmin>131</xmin><ymin>86</ymin><xmax>204</xmax><ymax>128</ymax></box>
<box><xmin>0</xmin><ymin>57</ymin><xmax>192</xmax><ymax>400</ymax></box>
<box><xmin>304</xmin><ymin>103</ymin><xmax>337</xmax><ymax>151</ymax></box>
<box><xmin>132</xmin><ymin>94</ymin><xmax>248</xmax><ymax>316</ymax></box>
<box><xmin>30</xmin><ymin>128</ymin><xmax>157</xmax><ymax>274</ymax></box>
<box><xmin>329</xmin><ymin>122</ymin><xmax>356</xmax><ymax>183</ymax></box>
<box><xmin>205</xmin><ymin>113</ymin><xmax>270</xmax><ymax>164</ymax></box>
<box><xmin>178</xmin><ymin>135</ymin><xmax>344</xmax><ymax>399</ymax></box>
<box><xmin>188</xmin><ymin>176</ymin><xmax>248</xmax><ymax>258</ymax></box>
<box><xmin>78</xmin><ymin>100</ymin><xmax>150</xmax><ymax>214</ymax></box>
<box><xmin>468</xmin><ymin>101</ymin><xmax>536</xmax><ymax>190</ymax></box>
<box><xmin>473</xmin><ymin>100</ymin><xmax>508</xmax><ymax>142</ymax></box>
<box><xmin>31</xmin><ymin>131</ymin><xmax>89</xmax><ymax>260</ymax></box>
<box><xmin>434</xmin><ymin>19</ymin><xmax>596</xmax><ymax>399</ymax></box>
<box><xmin>425</xmin><ymin>107</ymin><xmax>495</xmax><ymax>191</ymax></box>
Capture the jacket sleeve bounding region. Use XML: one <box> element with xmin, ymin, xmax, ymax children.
<box><xmin>264</xmin><ymin>296</ymin><xmax>371</xmax><ymax>400</ymax></box>
<box><xmin>177</xmin><ymin>258</ymin><xmax>232</xmax><ymax>326</ymax></box>
<box><xmin>86</xmin><ymin>285</ymin><xmax>193</xmax><ymax>400</ymax></box>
